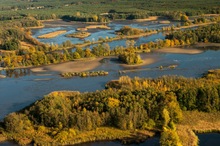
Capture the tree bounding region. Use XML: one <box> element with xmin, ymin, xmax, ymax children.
<box><xmin>160</xmin><ymin>129</ymin><xmax>182</xmax><ymax>146</ymax></box>
<box><xmin>72</xmin><ymin>52</ymin><xmax>81</xmax><ymax>59</ymax></box>
<box><xmin>180</xmin><ymin>15</ymin><xmax>189</xmax><ymax>22</ymax></box>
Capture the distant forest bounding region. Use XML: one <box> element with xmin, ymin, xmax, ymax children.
<box><xmin>0</xmin><ymin>0</ymin><xmax>219</xmax><ymax>21</ymax></box>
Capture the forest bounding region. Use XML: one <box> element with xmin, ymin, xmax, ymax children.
<box><xmin>1</xmin><ymin>69</ymin><xmax>220</xmax><ymax>145</ymax></box>
<box><xmin>0</xmin><ymin>0</ymin><xmax>219</xmax><ymax>21</ymax></box>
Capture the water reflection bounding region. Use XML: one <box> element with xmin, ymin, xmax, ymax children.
<box><xmin>74</xmin><ymin>136</ymin><xmax>160</xmax><ymax>146</ymax></box>
<box><xmin>5</xmin><ymin>69</ymin><xmax>31</xmax><ymax>78</ymax></box>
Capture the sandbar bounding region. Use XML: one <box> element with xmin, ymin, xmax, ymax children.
<box><xmin>134</xmin><ymin>16</ymin><xmax>159</xmax><ymax>22</ymax></box>
<box><xmin>77</xmin><ymin>25</ymin><xmax>110</xmax><ymax>31</ymax></box>
<box><xmin>0</xmin><ymin>74</ymin><xmax>6</xmax><ymax>78</ymax></box>
<box><xmin>155</xmin><ymin>47</ymin><xmax>203</xmax><ymax>54</ymax></box>
<box><xmin>37</xmin><ymin>30</ymin><xmax>67</xmax><ymax>39</ymax></box>
<box><xmin>31</xmin><ymin>58</ymin><xmax>103</xmax><ymax>73</ymax></box>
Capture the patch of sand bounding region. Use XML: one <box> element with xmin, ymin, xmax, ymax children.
<box><xmin>159</xmin><ymin>20</ymin><xmax>170</xmax><ymax>24</ymax></box>
<box><xmin>155</xmin><ymin>47</ymin><xmax>203</xmax><ymax>54</ymax></box>
<box><xmin>37</xmin><ymin>30</ymin><xmax>67</xmax><ymax>39</ymax></box>
<box><xmin>31</xmin><ymin>58</ymin><xmax>103</xmax><ymax>73</ymax></box>
<box><xmin>0</xmin><ymin>74</ymin><xmax>6</xmax><ymax>78</ymax></box>
<box><xmin>77</xmin><ymin>25</ymin><xmax>110</xmax><ymax>31</ymax></box>
<box><xmin>134</xmin><ymin>16</ymin><xmax>159</xmax><ymax>22</ymax></box>
<box><xmin>86</xmin><ymin>25</ymin><xmax>110</xmax><ymax>29</ymax></box>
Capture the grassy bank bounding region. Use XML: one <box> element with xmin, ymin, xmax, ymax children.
<box><xmin>177</xmin><ymin>111</ymin><xmax>220</xmax><ymax>146</ymax></box>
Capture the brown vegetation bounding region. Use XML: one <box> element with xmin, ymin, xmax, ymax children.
<box><xmin>177</xmin><ymin>111</ymin><xmax>220</xmax><ymax>146</ymax></box>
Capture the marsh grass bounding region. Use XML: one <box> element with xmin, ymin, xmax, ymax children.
<box><xmin>177</xmin><ymin>111</ymin><xmax>220</xmax><ymax>146</ymax></box>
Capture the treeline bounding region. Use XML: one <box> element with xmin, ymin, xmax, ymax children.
<box><xmin>61</xmin><ymin>15</ymin><xmax>110</xmax><ymax>23</ymax></box>
<box><xmin>106</xmin><ymin>70</ymin><xmax>220</xmax><ymax>112</ymax></box>
<box><xmin>2</xmin><ymin>69</ymin><xmax>220</xmax><ymax>145</ymax></box>
<box><xmin>1</xmin><ymin>39</ymin><xmax>144</xmax><ymax>68</ymax></box>
<box><xmin>0</xmin><ymin>18</ymin><xmax>43</xmax><ymax>51</ymax></box>
<box><xmin>166</xmin><ymin>23</ymin><xmax>220</xmax><ymax>43</ymax></box>
<box><xmin>0</xmin><ymin>0</ymin><xmax>219</xmax><ymax>25</ymax></box>
<box><xmin>137</xmin><ymin>23</ymin><xmax>220</xmax><ymax>52</ymax></box>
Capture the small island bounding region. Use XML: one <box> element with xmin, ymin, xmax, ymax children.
<box><xmin>60</xmin><ymin>70</ymin><xmax>108</xmax><ymax>78</ymax></box>
<box><xmin>76</xmin><ymin>25</ymin><xmax>111</xmax><ymax>31</ymax></box>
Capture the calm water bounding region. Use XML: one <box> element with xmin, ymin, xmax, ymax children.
<box><xmin>75</xmin><ymin>136</ymin><xmax>160</xmax><ymax>146</ymax></box>
<box><xmin>197</xmin><ymin>133</ymin><xmax>220</xmax><ymax>146</ymax></box>
<box><xmin>31</xmin><ymin>20</ymin><xmax>172</xmax><ymax>46</ymax></box>
<box><xmin>1</xmin><ymin>20</ymin><xmax>220</xmax><ymax>146</ymax></box>
<box><xmin>1</xmin><ymin>50</ymin><xmax>220</xmax><ymax>120</ymax></box>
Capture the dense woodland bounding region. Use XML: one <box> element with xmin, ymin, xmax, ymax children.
<box><xmin>1</xmin><ymin>69</ymin><xmax>220</xmax><ymax>145</ymax></box>
<box><xmin>0</xmin><ymin>0</ymin><xmax>219</xmax><ymax>22</ymax></box>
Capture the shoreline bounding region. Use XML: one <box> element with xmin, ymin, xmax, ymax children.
<box><xmin>0</xmin><ymin>127</ymin><xmax>155</xmax><ymax>145</ymax></box>
<box><xmin>195</xmin><ymin>42</ymin><xmax>220</xmax><ymax>48</ymax></box>
<box><xmin>2</xmin><ymin>43</ymin><xmax>218</xmax><ymax>72</ymax></box>
<box><xmin>174</xmin><ymin>22</ymin><xmax>217</xmax><ymax>30</ymax></box>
